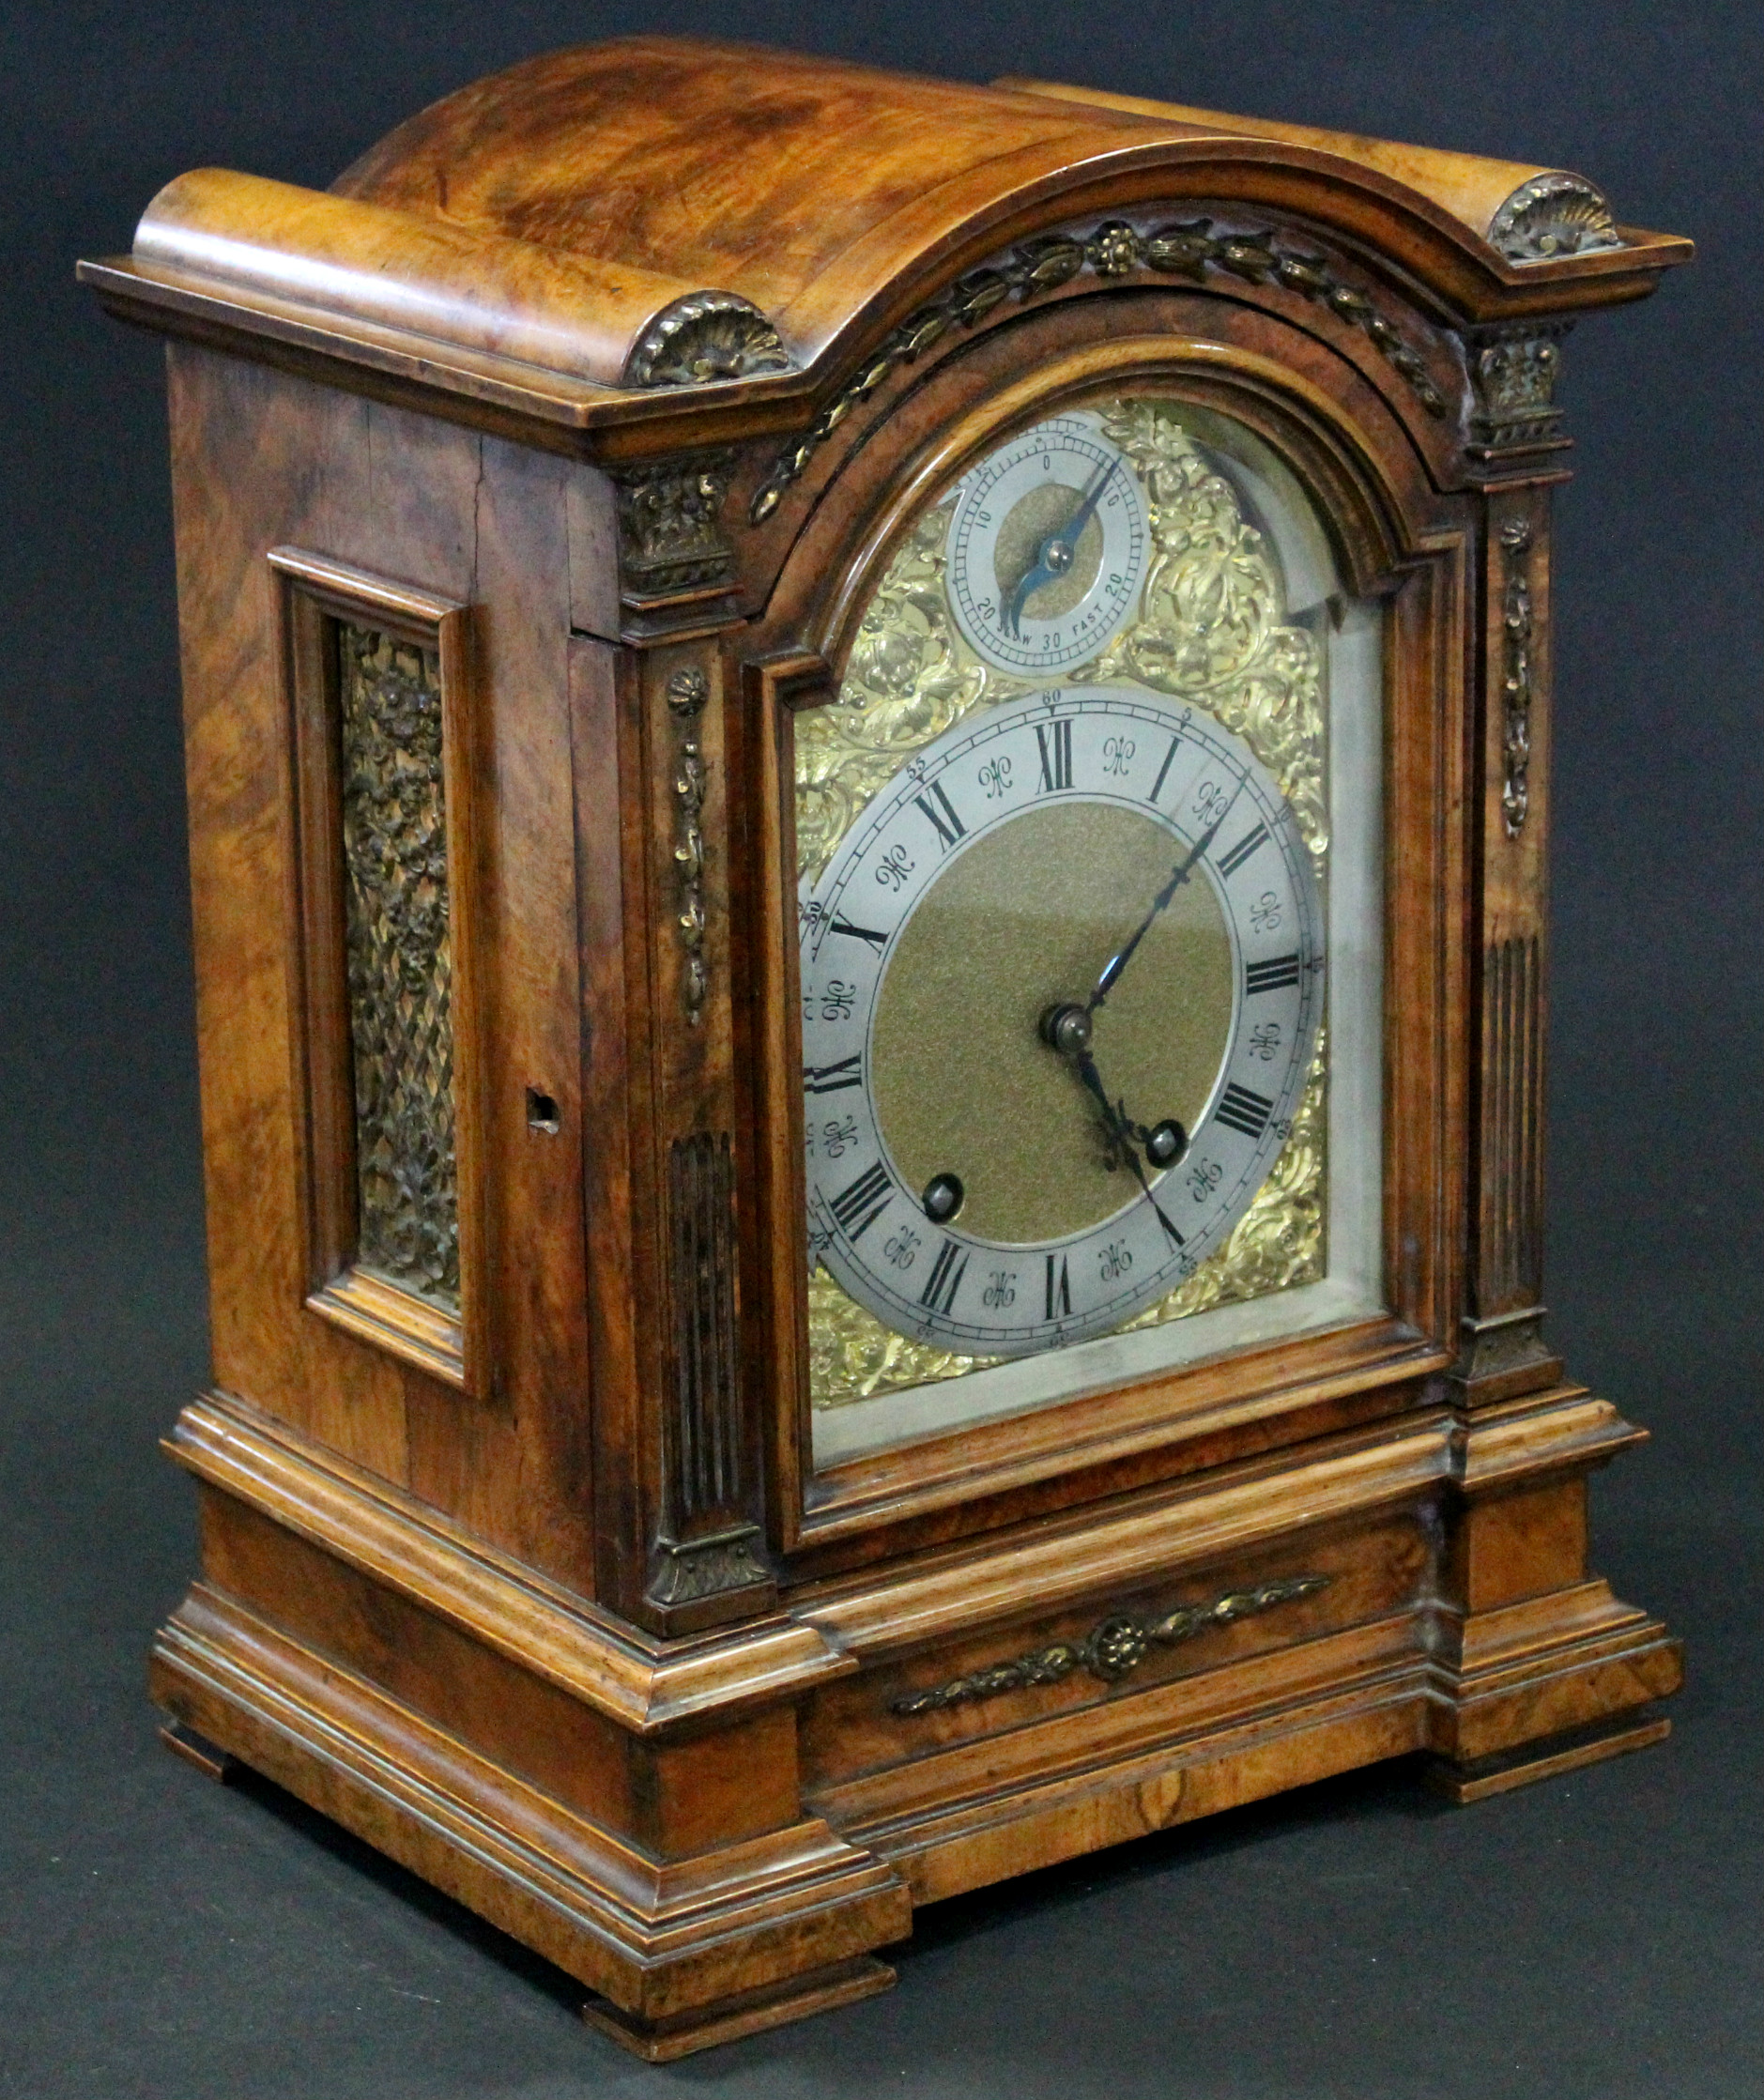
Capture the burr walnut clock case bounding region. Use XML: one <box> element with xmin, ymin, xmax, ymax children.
<box><xmin>82</xmin><ymin>39</ymin><xmax>1691</xmax><ymax>2061</ymax></box>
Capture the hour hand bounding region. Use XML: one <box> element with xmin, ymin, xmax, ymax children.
<box><xmin>1071</xmin><ymin>1048</ymin><xmax>1186</xmax><ymax>1248</ymax></box>
<box><xmin>1040</xmin><ymin>1007</ymin><xmax>1188</xmax><ymax>1248</ymax></box>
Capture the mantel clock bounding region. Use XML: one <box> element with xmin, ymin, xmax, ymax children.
<box><xmin>82</xmin><ymin>40</ymin><xmax>1691</xmax><ymax>2060</ymax></box>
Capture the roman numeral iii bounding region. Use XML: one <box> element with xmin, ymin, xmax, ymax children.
<box><xmin>828</xmin><ymin>1161</ymin><xmax>893</xmax><ymax>1240</ymax></box>
<box><xmin>1214</xmin><ymin>1082</ymin><xmax>1274</xmax><ymax>1140</ymax></box>
<box><xmin>1245</xmin><ymin>953</ymin><xmax>1300</xmax><ymax>995</ymax></box>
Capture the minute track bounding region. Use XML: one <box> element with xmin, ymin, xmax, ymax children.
<box><xmin>799</xmin><ymin>682</ymin><xmax>1323</xmax><ymax>1357</ymax></box>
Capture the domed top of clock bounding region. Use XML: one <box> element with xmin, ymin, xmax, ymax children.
<box><xmin>82</xmin><ymin>36</ymin><xmax>1689</xmax><ymax>449</ymax></box>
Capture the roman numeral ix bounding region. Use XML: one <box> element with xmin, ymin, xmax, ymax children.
<box><xmin>829</xmin><ymin>1160</ymin><xmax>893</xmax><ymax>1240</ymax></box>
<box><xmin>913</xmin><ymin>780</ymin><xmax>967</xmax><ymax>851</ymax></box>
<box><xmin>1035</xmin><ymin>718</ymin><xmax>1074</xmax><ymax>793</ymax></box>
<box><xmin>920</xmin><ymin>1238</ymin><xmax>969</xmax><ymax>1316</ymax></box>
<box><xmin>1245</xmin><ymin>954</ymin><xmax>1300</xmax><ymax>995</ymax></box>
<box><xmin>1214</xmin><ymin>1082</ymin><xmax>1274</xmax><ymax>1141</ymax></box>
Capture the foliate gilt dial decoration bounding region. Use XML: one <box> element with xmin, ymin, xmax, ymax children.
<box><xmin>798</xmin><ymin>399</ymin><xmax>1336</xmax><ymax>1412</ymax></box>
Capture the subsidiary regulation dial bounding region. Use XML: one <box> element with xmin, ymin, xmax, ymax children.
<box><xmin>945</xmin><ymin>414</ymin><xmax>1149</xmax><ymax>673</ymax></box>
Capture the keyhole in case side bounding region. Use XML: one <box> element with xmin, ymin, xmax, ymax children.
<box><xmin>526</xmin><ymin>1088</ymin><xmax>560</xmax><ymax>1135</ymax></box>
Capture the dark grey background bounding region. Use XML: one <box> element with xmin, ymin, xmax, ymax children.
<box><xmin>2</xmin><ymin>3</ymin><xmax>1758</xmax><ymax>2095</ymax></box>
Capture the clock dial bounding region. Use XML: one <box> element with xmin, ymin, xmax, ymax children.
<box><xmin>798</xmin><ymin>391</ymin><xmax>1373</xmax><ymax>1436</ymax></box>
<box><xmin>800</xmin><ymin>685</ymin><xmax>1323</xmax><ymax>1356</ymax></box>
<box><xmin>945</xmin><ymin>413</ymin><xmax>1149</xmax><ymax>672</ymax></box>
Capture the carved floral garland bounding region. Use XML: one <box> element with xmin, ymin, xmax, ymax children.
<box><xmin>753</xmin><ymin>214</ymin><xmax>1445</xmax><ymax>525</ymax></box>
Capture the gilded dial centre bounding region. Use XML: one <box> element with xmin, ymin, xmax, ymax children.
<box><xmin>870</xmin><ymin>800</ymin><xmax>1234</xmax><ymax>1245</ymax></box>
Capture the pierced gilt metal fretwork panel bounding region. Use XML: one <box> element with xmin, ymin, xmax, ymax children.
<box><xmin>337</xmin><ymin>622</ymin><xmax>459</xmax><ymax>1311</ymax></box>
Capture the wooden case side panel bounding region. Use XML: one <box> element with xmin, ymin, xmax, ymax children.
<box><xmin>168</xmin><ymin>346</ymin><xmax>406</xmax><ymax>1479</ymax></box>
<box><xmin>167</xmin><ymin>344</ymin><xmax>596</xmax><ymax>1590</ymax></box>
<box><xmin>272</xmin><ymin>554</ymin><xmax>484</xmax><ymax>1392</ymax></box>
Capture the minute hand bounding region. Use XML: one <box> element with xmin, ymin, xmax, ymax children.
<box><xmin>1086</xmin><ymin>788</ymin><xmax>1241</xmax><ymax>1016</ymax></box>
<box><xmin>1056</xmin><ymin>453</ymin><xmax>1120</xmax><ymax>558</ymax></box>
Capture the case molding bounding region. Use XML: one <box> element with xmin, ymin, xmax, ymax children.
<box><xmin>153</xmin><ymin>1380</ymin><xmax>1678</xmax><ymax>2053</ymax></box>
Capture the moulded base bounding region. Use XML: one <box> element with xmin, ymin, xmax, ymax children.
<box><xmin>147</xmin><ymin>1386</ymin><xmax>1681</xmax><ymax>2053</ymax></box>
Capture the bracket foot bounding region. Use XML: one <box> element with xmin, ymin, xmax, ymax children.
<box><xmin>582</xmin><ymin>1954</ymin><xmax>896</xmax><ymax>2062</ymax></box>
<box><xmin>160</xmin><ymin>1720</ymin><xmax>238</xmax><ymax>1783</ymax></box>
<box><xmin>1425</xmin><ymin>1709</ymin><xmax>1671</xmax><ymax>1804</ymax></box>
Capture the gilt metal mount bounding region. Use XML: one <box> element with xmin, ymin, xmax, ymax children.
<box><xmin>751</xmin><ymin>215</ymin><xmax>1447</xmax><ymax>524</ymax></box>
<box><xmin>890</xmin><ymin>1573</ymin><xmax>1332</xmax><ymax>1716</ymax></box>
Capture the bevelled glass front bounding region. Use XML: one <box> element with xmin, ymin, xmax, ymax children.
<box><xmin>797</xmin><ymin>397</ymin><xmax>1385</xmax><ymax>1463</ymax></box>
